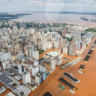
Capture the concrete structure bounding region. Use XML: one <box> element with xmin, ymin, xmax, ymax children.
<box><xmin>56</xmin><ymin>55</ymin><xmax>63</xmax><ymax>66</ymax></box>
<box><xmin>50</xmin><ymin>59</ymin><xmax>56</xmax><ymax>71</ymax></box>
<box><xmin>54</xmin><ymin>41</ymin><xmax>59</xmax><ymax>48</ymax></box>
<box><xmin>86</xmin><ymin>32</ymin><xmax>94</xmax><ymax>38</ymax></box>
<box><xmin>65</xmin><ymin>33</ymin><xmax>72</xmax><ymax>38</ymax></box>
<box><xmin>0</xmin><ymin>52</ymin><xmax>11</xmax><ymax>61</ymax></box>
<box><xmin>32</xmin><ymin>66</ymin><xmax>39</xmax><ymax>76</ymax></box>
<box><xmin>18</xmin><ymin>64</ymin><xmax>24</xmax><ymax>74</ymax></box>
<box><xmin>14</xmin><ymin>85</ymin><xmax>31</xmax><ymax>96</ymax></box>
<box><xmin>63</xmin><ymin>44</ymin><xmax>68</xmax><ymax>54</ymax></box>
<box><xmin>26</xmin><ymin>82</ymin><xmax>38</xmax><ymax>91</ymax></box>
<box><xmin>13</xmin><ymin>75</ymin><xmax>22</xmax><ymax>81</ymax></box>
<box><xmin>35</xmin><ymin>71</ymin><xmax>44</xmax><ymax>84</ymax></box>
<box><xmin>46</xmin><ymin>42</ymin><xmax>53</xmax><ymax>49</ymax></box>
<box><xmin>28</xmin><ymin>46</ymin><xmax>34</xmax><ymax>57</ymax></box>
<box><xmin>75</xmin><ymin>40</ymin><xmax>82</xmax><ymax>50</ymax></box>
<box><xmin>86</xmin><ymin>38</ymin><xmax>91</xmax><ymax>44</ymax></box>
<box><xmin>0</xmin><ymin>86</ymin><xmax>6</xmax><ymax>94</ymax></box>
<box><xmin>33</xmin><ymin>51</ymin><xmax>39</xmax><ymax>60</ymax></box>
<box><xmin>82</xmin><ymin>42</ymin><xmax>86</xmax><ymax>50</ymax></box>
<box><xmin>46</xmin><ymin>51</ymin><xmax>61</xmax><ymax>57</ymax></box>
<box><xmin>29</xmin><ymin>47</ymin><xmax>32</xmax><ymax>57</ymax></box>
<box><xmin>76</xmin><ymin>50</ymin><xmax>83</xmax><ymax>55</ymax></box>
<box><xmin>0</xmin><ymin>61</ymin><xmax>2</xmax><ymax>72</ymax></box>
<box><xmin>59</xmin><ymin>42</ymin><xmax>64</xmax><ymax>49</ymax></box>
<box><xmin>73</xmin><ymin>31</ymin><xmax>81</xmax><ymax>40</ymax></box>
<box><xmin>8</xmin><ymin>45</ymin><xmax>13</xmax><ymax>54</ymax></box>
<box><xmin>22</xmin><ymin>71</ymin><xmax>31</xmax><ymax>84</ymax></box>
<box><xmin>40</xmin><ymin>65</ymin><xmax>46</xmax><ymax>73</ymax></box>
<box><xmin>52</xmin><ymin>32</ymin><xmax>59</xmax><ymax>41</ymax></box>
<box><xmin>34</xmin><ymin>60</ymin><xmax>39</xmax><ymax>66</ymax></box>
<box><xmin>5</xmin><ymin>92</ymin><xmax>16</xmax><ymax>96</ymax></box>
<box><xmin>42</xmin><ymin>42</ymin><xmax>46</xmax><ymax>51</ymax></box>
<box><xmin>2</xmin><ymin>61</ymin><xmax>6</xmax><ymax>70</ymax></box>
<box><xmin>69</xmin><ymin>42</ymin><xmax>76</xmax><ymax>56</ymax></box>
<box><xmin>25</xmin><ymin>48</ymin><xmax>28</xmax><ymax>56</ymax></box>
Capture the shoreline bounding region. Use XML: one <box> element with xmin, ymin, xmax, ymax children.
<box><xmin>13</xmin><ymin>13</ymin><xmax>96</xmax><ymax>28</ymax></box>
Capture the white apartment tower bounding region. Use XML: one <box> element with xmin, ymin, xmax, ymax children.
<box><xmin>22</xmin><ymin>71</ymin><xmax>31</xmax><ymax>84</ymax></box>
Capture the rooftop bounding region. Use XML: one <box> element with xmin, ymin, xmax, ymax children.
<box><xmin>5</xmin><ymin>92</ymin><xmax>16</xmax><ymax>96</ymax></box>
<box><xmin>46</xmin><ymin>51</ymin><xmax>61</xmax><ymax>57</ymax></box>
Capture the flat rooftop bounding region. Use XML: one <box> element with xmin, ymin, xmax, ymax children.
<box><xmin>79</xmin><ymin>64</ymin><xmax>86</xmax><ymax>69</ymax></box>
<box><xmin>84</xmin><ymin>55</ymin><xmax>90</xmax><ymax>62</ymax></box>
<box><xmin>59</xmin><ymin>77</ymin><xmax>75</xmax><ymax>90</ymax></box>
<box><xmin>63</xmin><ymin>72</ymin><xmax>80</xmax><ymax>83</ymax></box>
<box><xmin>88</xmin><ymin>50</ymin><xmax>93</xmax><ymax>55</ymax></box>
<box><xmin>5</xmin><ymin>92</ymin><xmax>16</xmax><ymax>96</ymax></box>
<box><xmin>46</xmin><ymin>51</ymin><xmax>61</xmax><ymax>57</ymax></box>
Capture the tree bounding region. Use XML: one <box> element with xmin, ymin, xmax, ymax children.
<box><xmin>44</xmin><ymin>30</ymin><xmax>47</xmax><ymax>33</ymax></box>
<box><xmin>86</xmin><ymin>44</ymin><xmax>88</xmax><ymax>47</ymax></box>
<box><xmin>86</xmin><ymin>28</ymin><xmax>96</xmax><ymax>32</ymax></box>
<box><xmin>75</xmin><ymin>88</ymin><xmax>78</xmax><ymax>90</ymax></box>
<box><xmin>49</xmin><ymin>30</ymin><xmax>52</xmax><ymax>32</ymax></box>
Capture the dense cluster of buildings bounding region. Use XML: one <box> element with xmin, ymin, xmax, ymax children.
<box><xmin>0</xmin><ymin>20</ymin><xmax>95</xmax><ymax>96</ymax></box>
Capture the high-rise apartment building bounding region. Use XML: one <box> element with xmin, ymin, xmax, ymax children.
<box><xmin>22</xmin><ymin>71</ymin><xmax>31</xmax><ymax>84</ymax></box>
<box><xmin>69</xmin><ymin>42</ymin><xmax>76</xmax><ymax>56</ymax></box>
<box><xmin>75</xmin><ymin>40</ymin><xmax>82</xmax><ymax>50</ymax></box>
<box><xmin>73</xmin><ymin>31</ymin><xmax>81</xmax><ymax>40</ymax></box>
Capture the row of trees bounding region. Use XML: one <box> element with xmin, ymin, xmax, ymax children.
<box><xmin>86</xmin><ymin>28</ymin><xmax>96</xmax><ymax>32</ymax></box>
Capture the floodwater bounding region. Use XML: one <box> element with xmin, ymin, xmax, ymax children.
<box><xmin>1</xmin><ymin>38</ymin><xmax>96</xmax><ymax>96</ymax></box>
<box><xmin>13</xmin><ymin>13</ymin><xmax>96</xmax><ymax>28</ymax></box>
<box><xmin>30</xmin><ymin>37</ymin><xmax>96</xmax><ymax>96</ymax></box>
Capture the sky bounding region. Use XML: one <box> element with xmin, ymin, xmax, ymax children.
<box><xmin>0</xmin><ymin>0</ymin><xmax>96</xmax><ymax>12</ymax></box>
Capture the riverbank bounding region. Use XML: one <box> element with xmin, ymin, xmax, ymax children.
<box><xmin>13</xmin><ymin>13</ymin><xmax>96</xmax><ymax>28</ymax></box>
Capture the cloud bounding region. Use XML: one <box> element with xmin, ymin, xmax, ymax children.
<box><xmin>30</xmin><ymin>1</ymin><xmax>38</xmax><ymax>3</ymax></box>
<box><xmin>44</xmin><ymin>0</ymin><xmax>64</xmax><ymax>21</ymax></box>
<box><xmin>0</xmin><ymin>0</ymin><xmax>96</xmax><ymax>12</ymax></box>
<box><xmin>65</xmin><ymin>3</ymin><xmax>83</xmax><ymax>7</ymax></box>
